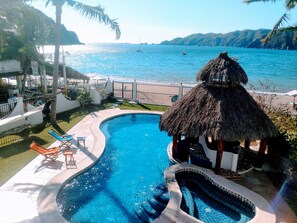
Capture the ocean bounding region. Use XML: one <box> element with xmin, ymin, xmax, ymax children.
<box><xmin>44</xmin><ymin>43</ymin><xmax>297</xmax><ymax>93</ymax></box>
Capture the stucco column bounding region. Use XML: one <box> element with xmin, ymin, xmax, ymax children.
<box><xmin>255</xmin><ymin>138</ymin><xmax>268</xmax><ymax>169</ymax></box>
<box><xmin>132</xmin><ymin>79</ymin><xmax>137</xmax><ymax>101</ymax></box>
<box><xmin>178</xmin><ymin>83</ymin><xmax>183</xmax><ymax>99</ymax></box>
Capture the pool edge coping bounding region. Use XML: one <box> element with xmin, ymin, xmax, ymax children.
<box><xmin>37</xmin><ymin>109</ymin><xmax>163</xmax><ymax>223</ymax></box>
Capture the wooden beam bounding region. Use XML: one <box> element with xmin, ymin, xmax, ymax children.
<box><xmin>244</xmin><ymin>140</ymin><xmax>250</xmax><ymax>150</ymax></box>
<box><xmin>255</xmin><ymin>138</ymin><xmax>268</xmax><ymax>169</ymax></box>
<box><xmin>172</xmin><ymin>135</ymin><xmax>178</xmax><ymax>158</ymax></box>
<box><xmin>215</xmin><ymin>139</ymin><xmax>223</xmax><ymax>175</ymax></box>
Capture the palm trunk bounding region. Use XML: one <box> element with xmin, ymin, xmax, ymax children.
<box><xmin>21</xmin><ymin>58</ymin><xmax>31</xmax><ymax>94</ymax></box>
<box><xmin>50</xmin><ymin>2</ymin><xmax>62</xmax><ymax>124</ymax></box>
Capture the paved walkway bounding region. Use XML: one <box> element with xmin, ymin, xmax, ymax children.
<box><xmin>236</xmin><ymin>170</ymin><xmax>297</xmax><ymax>223</ymax></box>
<box><xmin>0</xmin><ymin>108</ymin><xmax>296</xmax><ymax>223</ymax></box>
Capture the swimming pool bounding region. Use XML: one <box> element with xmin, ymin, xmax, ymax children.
<box><xmin>57</xmin><ymin>114</ymin><xmax>172</xmax><ymax>222</ymax></box>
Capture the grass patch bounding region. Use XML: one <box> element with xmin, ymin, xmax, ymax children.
<box><xmin>0</xmin><ymin>103</ymin><xmax>107</xmax><ymax>186</ymax></box>
<box><xmin>118</xmin><ymin>100</ymin><xmax>168</xmax><ymax>111</ymax></box>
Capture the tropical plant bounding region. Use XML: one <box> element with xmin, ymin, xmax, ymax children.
<box><xmin>0</xmin><ymin>1</ymin><xmax>50</xmax><ymax>92</ymax></box>
<box><xmin>28</xmin><ymin>1</ymin><xmax>121</xmax><ymax>124</ymax></box>
<box><xmin>244</xmin><ymin>0</ymin><xmax>297</xmax><ymax>42</ymax></box>
<box><xmin>77</xmin><ymin>90</ymin><xmax>92</xmax><ymax>109</ymax></box>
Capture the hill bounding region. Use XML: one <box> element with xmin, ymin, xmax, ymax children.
<box><xmin>160</xmin><ymin>29</ymin><xmax>297</xmax><ymax>50</ymax></box>
<box><xmin>32</xmin><ymin>6</ymin><xmax>82</xmax><ymax>45</ymax></box>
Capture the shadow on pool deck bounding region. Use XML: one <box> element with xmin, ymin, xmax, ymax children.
<box><xmin>234</xmin><ymin>170</ymin><xmax>297</xmax><ymax>223</ymax></box>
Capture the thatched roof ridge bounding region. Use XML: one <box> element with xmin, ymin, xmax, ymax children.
<box><xmin>44</xmin><ymin>63</ymin><xmax>90</xmax><ymax>81</ymax></box>
<box><xmin>27</xmin><ymin>63</ymin><xmax>89</xmax><ymax>80</ymax></box>
<box><xmin>197</xmin><ymin>52</ymin><xmax>248</xmax><ymax>86</ymax></box>
<box><xmin>160</xmin><ymin>83</ymin><xmax>278</xmax><ymax>141</ymax></box>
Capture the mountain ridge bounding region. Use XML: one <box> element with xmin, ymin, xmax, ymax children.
<box><xmin>160</xmin><ymin>29</ymin><xmax>297</xmax><ymax>50</ymax></box>
<box><xmin>31</xmin><ymin>6</ymin><xmax>83</xmax><ymax>45</ymax></box>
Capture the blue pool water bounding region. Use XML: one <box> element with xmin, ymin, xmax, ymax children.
<box><xmin>57</xmin><ymin>114</ymin><xmax>256</xmax><ymax>223</ymax></box>
<box><xmin>57</xmin><ymin>114</ymin><xmax>172</xmax><ymax>223</ymax></box>
<box><xmin>176</xmin><ymin>172</ymin><xmax>255</xmax><ymax>223</ymax></box>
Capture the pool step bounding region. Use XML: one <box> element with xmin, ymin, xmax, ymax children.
<box><xmin>157</xmin><ymin>153</ymin><xmax>172</xmax><ymax>173</ymax></box>
<box><xmin>148</xmin><ymin>197</ymin><xmax>167</xmax><ymax>211</ymax></box>
<box><xmin>179</xmin><ymin>180</ymin><xmax>195</xmax><ymax>217</ymax></box>
<box><xmin>151</xmin><ymin>184</ymin><xmax>169</xmax><ymax>204</ymax></box>
<box><xmin>178</xmin><ymin>173</ymin><xmax>254</xmax><ymax>222</ymax></box>
<box><xmin>187</xmin><ymin>177</ymin><xmax>254</xmax><ymax>218</ymax></box>
<box><xmin>134</xmin><ymin>203</ymin><xmax>154</xmax><ymax>223</ymax></box>
<box><xmin>134</xmin><ymin>183</ymin><xmax>169</xmax><ymax>222</ymax></box>
<box><xmin>142</xmin><ymin>200</ymin><xmax>160</xmax><ymax>218</ymax></box>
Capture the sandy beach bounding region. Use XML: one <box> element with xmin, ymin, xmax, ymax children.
<box><xmin>112</xmin><ymin>81</ymin><xmax>297</xmax><ymax>114</ymax></box>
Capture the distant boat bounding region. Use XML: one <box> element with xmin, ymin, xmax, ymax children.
<box><xmin>182</xmin><ymin>51</ymin><xmax>187</xmax><ymax>55</ymax></box>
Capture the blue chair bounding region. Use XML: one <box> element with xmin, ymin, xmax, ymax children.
<box><xmin>49</xmin><ymin>129</ymin><xmax>73</xmax><ymax>148</ymax></box>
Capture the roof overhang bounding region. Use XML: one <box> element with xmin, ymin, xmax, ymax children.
<box><xmin>0</xmin><ymin>71</ymin><xmax>23</xmax><ymax>78</ymax></box>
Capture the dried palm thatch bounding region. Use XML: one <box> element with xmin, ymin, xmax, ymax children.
<box><xmin>160</xmin><ymin>52</ymin><xmax>278</xmax><ymax>141</ymax></box>
<box><xmin>160</xmin><ymin>83</ymin><xmax>278</xmax><ymax>141</ymax></box>
<box><xmin>197</xmin><ymin>52</ymin><xmax>248</xmax><ymax>86</ymax></box>
<box><xmin>44</xmin><ymin>63</ymin><xmax>89</xmax><ymax>81</ymax></box>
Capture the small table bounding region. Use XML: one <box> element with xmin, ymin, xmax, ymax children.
<box><xmin>63</xmin><ymin>150</ymin><xmax>75</xmax><ymax>168</ymax></box>
<box><xmin>77</xmin><ymin>137</ymin><xmax>86</xmax><ymax>147</ymax></box>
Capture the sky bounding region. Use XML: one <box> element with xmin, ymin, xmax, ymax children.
<box><xmin>30</xmin><ymin>0</ymin><xmax>295</xmax><ymax>44</ymax></box>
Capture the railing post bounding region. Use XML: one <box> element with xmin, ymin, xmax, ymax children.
<box><xmin>132</xmin><ymin>80</ymin><xmax>137</xmax><ymax>101</ymax></box>
<box><xmin>178</xmin><ymin>83</ymin><xmax>183</xmax><ymax>99</ymax></box>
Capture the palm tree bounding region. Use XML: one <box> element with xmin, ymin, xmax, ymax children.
<box><xmin>244</xmin><ymin>0</ymin><xmax>297</xmax><ymax>42</ymax></box>
<box><xmin>0</xmin><ymin>1</ymin><xmax>46</xmax><ymax>92</ymax></box>
<box><xmin>35</xmin><ymin>1</ymin><xmax>121</xmax><ymax>124</ymax></box>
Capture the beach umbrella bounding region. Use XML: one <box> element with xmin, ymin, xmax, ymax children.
<box><xmin>285</xmin><ymin>90</ymin><xmax>297</xmax><ymax>108</ymax></box>
<box><xmin>160</xmin><ymin>52</ymin><xmax>278</xmax><ymax>174</ymax></box>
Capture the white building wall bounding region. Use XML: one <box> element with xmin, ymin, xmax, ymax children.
<box><xmin>6</xmin><ymin>97</ymin><xmax>25</xmax><ymax>117</ymax></box>
<box><xmin>90</xmin><ymin>88</ymin><xmax>102</xmax><ymax>105</ymax></box>
<box><xmin>199</xmin><ymin>136</ymin><xmax>238</xmax><ymax>171</ymax></box>
<box><xmin>56</xmin><ymin>93</ymin><xmax>80</xmax><ymax>114</ymax></box>
<box><xmin>0</xmin><ymin>110</ymin><xmax>43</xmax><ymax>134</ymax></box>
<box><xmin>0</xmin><ymin>60</ymin><xmax>21</xmax><ymax>73</ymax></box>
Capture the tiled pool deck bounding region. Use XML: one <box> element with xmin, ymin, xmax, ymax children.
<box><xmin>0</xmin><ymin>108</ymin><xmax>296</xmax><ymax>223</ymax></box>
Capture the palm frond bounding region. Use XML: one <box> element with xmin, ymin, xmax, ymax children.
<box><xmin>65</xmin><ymin>0</ymin><xmax>121</xmax><ymax>39</ymax></box>
<box><xmin>279</xmin><ymin>24</ymin><xmax>297</xmax><ymax>31</ymax></box>
<box><xmin>243</xmin><ymin>0</ymin><xmax>281</xmax><ymax>4</ymax></box>
<box><xmin>261</xmin><ymin>13</ymin><xmax>290</xmax><ymax>42</ymax></box>
<box><xmin>285</xmin><ymin>0</ymin><xmax>297</xmax><ymax>9</ymax></box>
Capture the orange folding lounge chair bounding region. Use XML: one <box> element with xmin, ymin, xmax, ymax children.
<box><xmin>29</xmin><ymin>141</ymin><xmax>59</xmax><ymax>162</ymax></box>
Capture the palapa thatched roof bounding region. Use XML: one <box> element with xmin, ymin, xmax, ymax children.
<box><xmin>44</xmin><ymin>63</ymin><xmax>90</xmax><ymax>81</ymax></box>
<box><xmin>160</xmin><ymin>52</ymin><xmax>278</xmax><ymax>141</ymax></box>
<box><xmin>27</xmin><ymin>63</ymin><xmax>89</xmax><ymax>80</ymax></box>
<box><xmin>197</xmin><ymin>52</ymin><xmax>248</xmax><ymax>86</ymax></box>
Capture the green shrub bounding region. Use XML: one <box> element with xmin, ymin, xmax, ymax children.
<box><xmin>77</xmin><ymin>90</ymin><xmax>92</xmax><ymax>109</ymax></box>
